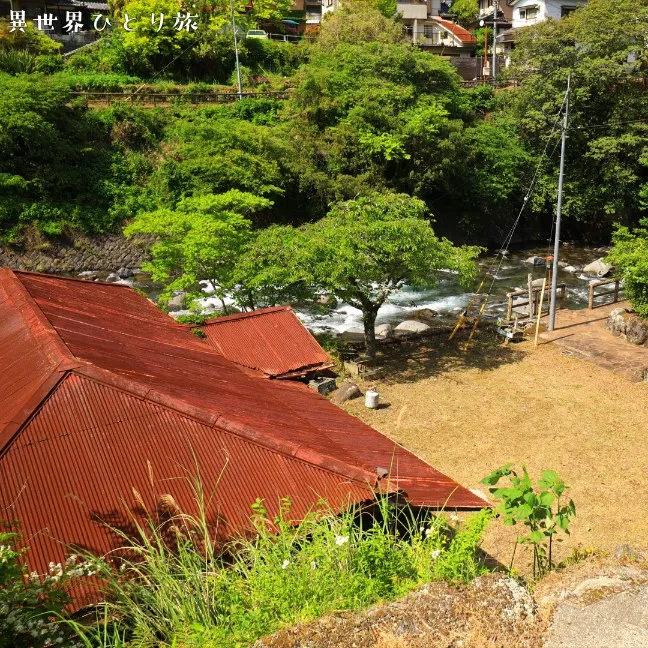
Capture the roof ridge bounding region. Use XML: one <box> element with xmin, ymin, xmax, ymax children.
<box><xmin>0</xmin><ymin>269</ymin><xmax>75</xmax><ymax>367</ymax></box>
<box><xmin>70</xmin><ymin>365</ymin><xmax>379</xmax><ymax>487</ymax></box>
<box><xmin>201</xmin><ymin>305</ymin><xmax>290</xmax><ymax>326</ymax></box>
<box><xmin>12</xmin><ymin>269</ymin><xmax>133</xmax><ymax>289</ymax></box>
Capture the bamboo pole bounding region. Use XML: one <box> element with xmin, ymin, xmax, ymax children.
<box><xmin>534</xmin><ymin>278</ymin><xmax>547</xmax><ymax>346</ymax></box>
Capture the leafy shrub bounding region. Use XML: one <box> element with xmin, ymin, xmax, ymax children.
<box><xmin>481</xmin><ymin>465</ymin><xmax>576</xmax><ymax>578</ymax></box>
<box><xmin>0</xmin><ymin>19</ymin><xmax>62</xmax><ymax>55</ymax></box>
<box><xmin>608</xmin><ymin>219</ymin><xmax>648</xmax><ymax>318</ymax></box>
<box><xmin>0</xmin><ymin>49</ymin><xmax>38</xmax><ymax>74</ymax></box>
<box><xmin>0</xmin><ymin>531</ymin><xmax>94</xmax><ymax>648</ymax></box>
<box><xmin>67</xmin><ymin>488</ymin><xmax>490</xmax><ymax>647</ymax></box>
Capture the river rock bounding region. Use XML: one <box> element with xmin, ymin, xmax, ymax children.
<box><xmin>331</xmin><ymin>381</ymin><xmax>362</xmax><ymax>404</ymax></box>
<box><xmin>524</xmin><ymin>256</ymin><xmax>546</xmax><ymax>266</ymax></box>
<box><xmin>394</xmin><ymin>320</ymin><xmax>430</xmax><ymax>337</ymax></box>
<box><xmin>375</xmin><ymin>323</ymin><xmax>394</xmax><ymax>339</ymax></box>
<box><xmin>564</xmin><ymin>265</ymin><xmax>578</xmax><ymax>273</ymax></box>
<box><xmin>117</xmin><ymin>267</ymin><xmax>134</xmax><ymax>279</ymax></box>
<box><xmin>531</xmin><ymin>278</ymin><xmax>546</xmax><ymax>287</ymax></box>
<box><xmin>607</xmin><ymin>307</ymin><xmax>629</xmax><ymax>336</ymax></box>
<box><xmin>340</xmin><ymin>327</ymin><xmax>366</xmax><ymax>344</ymax></box>
<box><xmin>409</xmin><ymin>308</ymin><xmax>439</xmax><ymax>325</ymax></box>
<box><xmin>105</xmin><ymin>272</ymin><xmax>120</xmax><ymax>283</ymax></box>
<box><xmin>167</xmin><ymin>292</ymin><xmax>188</xmax><ymax>312</ymax></box>
<box><xmin>583</xmin><ymin>258</ymin><xmax>614</xmax><ymax>277</ymax></box>
<box><xmin>625</xmin><ymin>315</ymin><xmax>648</xmax><ymax>345</ymax></box>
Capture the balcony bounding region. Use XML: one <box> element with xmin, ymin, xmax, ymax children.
<box><xmin>397</xmin><ymin>1</ymin><xmax>428</xmax><ymax>20</ymax></box>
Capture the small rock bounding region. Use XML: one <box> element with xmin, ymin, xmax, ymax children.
<box><xmin>167</xmin><ymin>292</ymin><xmax>188</xmax><ymax>312</ymax></box>
<box><xmin>524</xmin><ymin>256</ymin><xmax>546</xmax><ymax>267</ymax></box>
<box><xmin>394</xmin><ymin>320</ymin><xmax>431</xmax><ymax>337</ymax></box>
<box><xmin>564</xmin><ymin>265</ymin><xmax>578</xmax><ymax>273</ymax></box>
<box><xmin>583</xmin><ymin>258</ymin><xmax>614</xmax><ymax>277</ymax></box>
<box><xmin>330</xmin><ymin>381</ymin><xmax>362</xmax><ymax>404</ymax></box>
<box><xmin>409</xmin><ymin>308</ymin><xmax>439</xmax><ymax>325</ymax></box>
<box><xmin>105</xmin><ymin>272</ymin><xmax>120</xmax><ymax>283</ymax></box>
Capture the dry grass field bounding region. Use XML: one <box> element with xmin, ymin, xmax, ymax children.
<box><xmin>342</xmin><ymin>331</ymin><xmax>648</xmax><ymax>571</ymax></box>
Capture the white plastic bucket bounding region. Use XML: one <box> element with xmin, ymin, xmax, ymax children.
<box><xmin>365</xmin><ymin>389</ymin><xmax>379</xmax><ymax>409</ymax></box>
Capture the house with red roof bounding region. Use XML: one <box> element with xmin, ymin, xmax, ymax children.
<box><xmin>0</xmin><ymin>269</ymin><xmax>484</xmax><ymax>603</ymax></box>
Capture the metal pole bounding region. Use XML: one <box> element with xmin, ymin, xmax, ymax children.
<box><xmin>492</xmin><ymin>0</ymin><xmax>498</xmax><ymax>81</ymax></box>
<box><xmin>229</xmin><ymin>0</ymin><xmax>243</xmax><ymax>100</ymax></box>
<box><xmin>548</xmin><ymin>74</ymin><xmax>571</xmax><ymax>331</ymax></box>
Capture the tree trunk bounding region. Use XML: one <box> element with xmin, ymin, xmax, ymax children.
<box><xmin>220</xmin><ymin>297</ymin><xmax>229</xmax><ymax>315</ymax></box>
<box><xmin>362</xmin><ymin>307</ymin><xmax>379</xmax><ymax>360</ymax></box>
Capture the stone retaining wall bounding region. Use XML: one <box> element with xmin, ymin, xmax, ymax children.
<box><xmin>0</xmin><ymin>234</ymin><xmax>150</xmax><ymax>274</ymax></box>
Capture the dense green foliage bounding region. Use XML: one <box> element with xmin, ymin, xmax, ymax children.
<box><xmin>0</xmin><ymin>0</ymin><xmax>645</xmax><ymax>283</ymax></box>
<box><xmin>507</xmin><ymin>0</ymin><xmax>648</xmax><ymax>238</ymax></box>
<box><xmin>66</xmin><ymin>491</ymin><xmax>490</xmax><ymax>647</ymax></box>
<box><xmin>234</xmin><ymin>193</ymin><xmax>481</xmax><ymax>357</ymax></box>
<box><xmin>608</xmin><ymin>218</ymin><xmax>648</xmax><ymax>317</ymax></box>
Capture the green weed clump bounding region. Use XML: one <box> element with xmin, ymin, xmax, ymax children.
<box><xmin>69</xmin><ymin>488</ymin><xmax>490</xmax><ymax>647</ymax></box>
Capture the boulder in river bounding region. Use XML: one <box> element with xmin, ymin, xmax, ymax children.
<box><xmin>394</xmin><ymin>320</ymin><xmax>431</xmax><ymax>337</ymax></box>
<box><xmin>167</xmin><ymin>292</ymin><xmax>188</xmax><ymax>312</ymax></box>
<box><xmin>105</xmin><ymin>272</ymin><xmax>120</xmax><ymax>283</ymax></box>
<box><xmin>409</xmin><ymin>308</ymin><xmax>439</xmax><ymax>325</ymax></box>
<box><xmin>564</xmin><ymin>265</ymin><xmax>578</xmax><ymax>273</ymax></box>
<box><xmin>375</xmin><ymin>323</ymin><xmax>394</xmax><ymax>339</ymax></box>
<box><xmin>583</xmin><ymin>258</ymin><xmax>614</xmax><ymax>277</ymax></box>
<box><xmin>340</xmin><ymin>327</ymin><xmax>366</xmax><ymax>344</ymax></box>
<box><xmin>117</xmin><ymin>267</ymin><xmax>134</xmax><ymax>279</ymax></box>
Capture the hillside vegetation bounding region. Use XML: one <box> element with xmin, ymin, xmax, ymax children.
<box><xmin>0</xmin><ymin>0</ymin><xmax>645</xmax><ymax>248</ymax></box>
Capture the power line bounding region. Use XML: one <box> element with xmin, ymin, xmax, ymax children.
<box><xmin>575</xmin><ymin>118</ymin><xmax>648</xmax><ymax>130</ymax></box>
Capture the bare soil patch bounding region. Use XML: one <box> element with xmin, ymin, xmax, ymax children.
<box><xmin>342</xmin><ymin>330</ymin><xmax>648</xmax><ymax>570</ymax></box>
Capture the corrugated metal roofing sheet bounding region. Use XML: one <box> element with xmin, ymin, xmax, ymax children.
<box><xmin>1</xmin><ymin>373</ymin><xmax>372</xmax><ymax>604</ymax></box>
<box><xmin>198</xmin><ymin>306</ymin><xmax>332</xmax><ymax>377</ymax></box>
<box><xmin>0</xmin><ymin>269</ymin><xmax>485</xmax><ymax>597</ymax></box>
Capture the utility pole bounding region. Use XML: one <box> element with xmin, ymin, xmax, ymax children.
<box><xmin>548</xmin><ymin>74</ymin><xmax>571</xmax><ymax>331</ymax></box>
<box><xmin>229</xmin><ymin>0</ymin><xmax>243</xmax><ymax>100</ymax></box>
<box><xmin>492</xmin><ymin>0</ymin><xmax>498</xmax><ymax>81</ymax></box>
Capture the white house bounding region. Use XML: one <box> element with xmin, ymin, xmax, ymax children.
<box><xmin>510</xmin><ymin>0</ymin><xmax>586</xmax><ymax>29</ymax></box>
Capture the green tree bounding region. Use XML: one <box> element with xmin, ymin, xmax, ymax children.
<box><xmin>317</xmin><ymin>0</ymin><xmax>404</xmax><ymax>50</ymax></box>
<box><xmin>448</xmin><ymin>0</ymin><xmax>478</xmax><ymax>26</ymax></box>
<box><xmin>607</xmin><ymin>218</ymin><xmax>648</xmax><ymax>318</ymax></box>
<box><xmin>237</xmin><ymin>192</ymin><xmax>481</xmax><ymax>358</ymax></box>
<box><xmin>508</xmin><ymin>0</ymin><xmax>648</xmax><ymax>236</ymax></box>
<box><xmin>124</xmin><ymin>190</ymin><xmax>271</xmax><ymax>311</ymax></box>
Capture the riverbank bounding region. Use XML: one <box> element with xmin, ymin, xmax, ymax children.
<box><xmin>342</xmin><ymin>333</ymin><xmax>648</xmax><ymax>571</ymax></box>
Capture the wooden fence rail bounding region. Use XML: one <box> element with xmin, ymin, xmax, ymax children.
<box><xmin>505</xmin><ymin>283</ymin><xmax>567</xmax><ymax>321</ymax></box>
<box><xmin>588</xmin><ymin>278</ymin><xmax>623</xmax><ymax>309</ymax></box>
<box><xmin>70</xmin><ymin>90</ymin><xmax>292</xmax><ymax>107</ymax></box>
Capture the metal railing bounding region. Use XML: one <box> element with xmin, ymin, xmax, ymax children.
<box><xmin>588</xmin><ymin>278</ymin><xmax>624</xmax><ymax>309</ymax></box>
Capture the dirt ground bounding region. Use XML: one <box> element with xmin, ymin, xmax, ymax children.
<box><xmin>342</xmin><ymin>329</ymin><xmax>648</xmax><ymax>571</ymax></box>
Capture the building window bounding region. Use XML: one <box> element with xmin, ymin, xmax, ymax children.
<box><xmin>519</xmin><ymin>6</ymin><xmax>538</xmax><ymax>20</ymax></box>
<box><xmin>423</xmin><ymin>25</ymin><xmax>435</xmax><ymax>37</ymax></box>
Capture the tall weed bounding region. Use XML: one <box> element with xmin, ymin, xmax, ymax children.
<box><xmin>69</xmin><ymin>482</ymin><xmax>491</xmax><ymax>647</ymax></box>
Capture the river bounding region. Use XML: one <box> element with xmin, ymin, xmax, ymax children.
<box><xmin>115</xmin><ymin>244</ymin><xmax>613</xmax><ymax>334</ymax></box>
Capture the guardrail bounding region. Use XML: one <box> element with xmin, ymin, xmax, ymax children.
<box><xmin>71</xmin><ymin>90</ymin><xmax>292</xmax><ymax>107</ymax></box>
<box><xmin>588</xmin><ymin>278</ymin><xmax>623</xmax><ymax>309</ymax></box>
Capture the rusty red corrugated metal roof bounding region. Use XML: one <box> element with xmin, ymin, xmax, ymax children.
<box><xmin>197</xmin><ymin>306</ymin><xmax>333</xmax><ymax>378</ymax></box>
<box><xmin>0</xmin><ymin>269</ymin><xmax>485</xmax><ymax>599</ymax></box>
